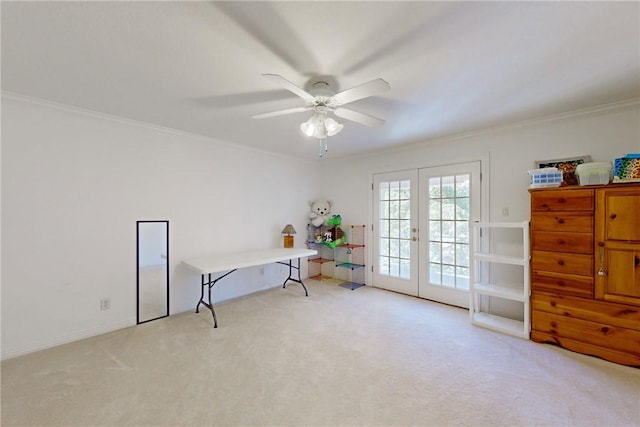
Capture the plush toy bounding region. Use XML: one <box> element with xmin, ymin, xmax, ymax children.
<box><xmin>309</xmin><ymin>199</ymin><xmax>333</xmax><ymax>227</ymax></box>
<box><xmin>326</xmin><ymin>215</ymin><xmax>342</xmax><ymax>227</ymax></box>
<box><xmin>324</xmin><ymin>225</ymin><xmax>346</xmax><ymax>249</ymax></box>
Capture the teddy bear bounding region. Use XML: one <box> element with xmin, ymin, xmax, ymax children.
<box><xmin>309</xmin><ymin>199</ymin><xmax>333</xmax><ymax>227</ymax></box>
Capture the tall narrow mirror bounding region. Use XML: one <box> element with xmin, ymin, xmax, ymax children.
<box><xmin>137</xmin><ymin>220</ymin><xmax>169</xmax><ymax>324</ymax></box>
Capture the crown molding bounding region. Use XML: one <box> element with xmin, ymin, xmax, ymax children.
<box><xmin>331</xmin><ymin>97</ymin><xmax>640</xmax><ymax>163</ymax></box>
<box><xmin>1</xmin><ymin>91</ymin><xmax>317</xmax><ymax>164</ymax></box>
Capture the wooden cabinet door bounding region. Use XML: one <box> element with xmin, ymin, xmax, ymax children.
<box><xmin>601</xmin><ymin>191</ymin><xmax>640</xmax><ymax>241</ymax></box>
<box><xmin>596</xmin><ymin>186</ymin><xmax>640</xmax><ymax>306</ymax></box>
<box><xmin>603</xmin><ymin>246</ymin><xmax>640</xmax><ymax>305</ymax></box>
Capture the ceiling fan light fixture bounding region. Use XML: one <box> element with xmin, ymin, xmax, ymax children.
<box><xmin>300</xmin><ymin>113</ymin><xmax>342</xmax><ymax>139</ymax></box>
<box><xmin>300</xmin><ymin>114</ymin><xmax>323</xmax><ymax>138</ymax></box>
<box><xmin>324</xmin><ymin>117</ymin><xmax>343</xmax><ymax>136</ymax></box>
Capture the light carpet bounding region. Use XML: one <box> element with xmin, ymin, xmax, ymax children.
<box><xmin>2</xmin><ymin>279</ymin><xmax>639</xmax><ymax>426</ymax></box>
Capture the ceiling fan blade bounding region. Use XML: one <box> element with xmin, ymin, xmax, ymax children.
<box><xmin>262</xmin><ymin>74</ymin><xmax>317</xmax><ymax>104</ymax></box>
<box><xmin>334</xmin><ymin>108</ymin><xmax>385</xmax><ymax>127</ymax></box>
<box><xmin>332</xmin><ymin>78</ymin><xmax>390</xmax><ymax>105</ymax></box>
<box><xmin>252</xmin><ymin>106</ymin><xmax>312</xmax><ymax>120</ymax></box>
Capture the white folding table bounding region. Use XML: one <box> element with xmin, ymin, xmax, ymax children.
<box><xmin>182</xmin><ymin>247</ymin><xmax>317</xmax><ymax>328</ymax></box>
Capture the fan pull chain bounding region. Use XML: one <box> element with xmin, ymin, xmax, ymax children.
<box><xmin>317</xmin><ymin>138</ymin><xmax>330</xmax><ymax>158</ymax></box>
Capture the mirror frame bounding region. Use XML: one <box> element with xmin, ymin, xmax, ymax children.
<box><xmin>136</xmin><ymin>220</ymin><xmax>170</xmax><ymax>324</ymax></box>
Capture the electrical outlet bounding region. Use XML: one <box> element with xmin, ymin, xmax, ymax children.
<box><xmin>502</xmin><ymin>207</ymin><xmax>510</xmax><ymax>217</ymax></box>
<box><xmin>100</xmin><ymin>298</ymin><xmax>111</xmax><ymax>311</ymax></box>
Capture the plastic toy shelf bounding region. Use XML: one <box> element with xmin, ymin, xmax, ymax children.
<box><xmin>307</xmin><ymin>224</ymin><xmax>366</xmax><ymax>290</ymax></box>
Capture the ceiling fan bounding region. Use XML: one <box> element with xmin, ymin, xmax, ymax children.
<box><xmin>252</xmin><ymin>74</ymin><xmax>390</xmax><ymax>140</ymax></box>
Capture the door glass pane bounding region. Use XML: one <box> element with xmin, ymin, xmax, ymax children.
<box><xmin>400</xmin><ymin>200</ymin><xmax>411</xmax><ymax>219</ymax></box>
<box><xmin>430</xmin><ymin>263</ymin><xmax>441</xmax><ymax>285</ymax></box>
<box><xmin>399</xmin><ymin>220</ymin><xmax>410</xmax><ymax>239</ymax></box>
<box><xmin>380</xmin><ymin>201</ymin><xmax>390</xmax><ymax>219</ymax></box>
<box><xmin>427</xmin><ymin>173</ymin><xmax>471</xmax><ymax>290</ymax></box>
<box><xmin>456</xmin><ymin>174</ymin><xmax>469</xmax><ymax>197</ymax></box>
<box><xmin>378</xmin><ymin>179</ymin><xmax>412</xmax><ymax>279</ymax></box>
<box><xmin>429</xmin><ymin>221</ymin><xmax>441</xmax><ymax>240</ymax></box>
<box><xmin>429</xmin><ymin>199</ymin><xmax>441</xmax><ymax>219</ymax></box>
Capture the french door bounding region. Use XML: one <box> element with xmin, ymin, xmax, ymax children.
<box><xmin>372</xmin><ymin>162</ymin><xmax>481</xmax><ymax>308</ymax></box>
<box><xmin>373</xmin><ymin>170</ymin><xmax>419</xmax><ymax>295</ymax></box>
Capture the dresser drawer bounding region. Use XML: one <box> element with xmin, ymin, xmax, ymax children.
<box><xmin>531</xmin><ymin>212</ymin><xmax>593</xmax><ymax>233</ymax></box>
<box><xmin>531</xmin><ymin>271</ymin><xmax>593</xmax><ymax>297</ymax></box>
<box><xmin>531</xmin><ymin>291</ymin><xmax>640</xmax><ymax>330</ymax></box>
<box><xmin>531</xmin><ymin>292</ymin><xmax>640</xmax><ymax>332</ymax></box>
<box><xmin>531</xmin><ymin>310</ymin><xmax>640</xmax><ymax>355</ymax></box>
<box><xmin>531</xmin><ymin>189</ymin><xmax>594</xmax><ymax>211</ymax></box>
<box><xmin>531</xmin><ymin>231</ymin><xmax>593</xmax><ymax>254</ymax></box>
<box><xmin>532</xmin><ymin>250</ymin><xmax>593</xmax><ymax>276</ymax></box>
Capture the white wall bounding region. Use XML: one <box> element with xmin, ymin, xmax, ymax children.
<box><xmin>320</xmin><ymin>101</ymin><xmax>640</xmax><ymax>307</ymax></box>
<box><xmin>3</xmin><ymin>94</ymin><xmax>638</xmax><ymax>358</ymax></box>
<box><xmin>1</xmin><ymin>94</ymin><xmax>321</xmax><ymax>359</ymax></box>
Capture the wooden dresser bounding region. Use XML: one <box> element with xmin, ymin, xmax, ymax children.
<box><xmin>529</xmin><ymin>183</ymin><xmax>640</xmax><ymax>366</ymax></box>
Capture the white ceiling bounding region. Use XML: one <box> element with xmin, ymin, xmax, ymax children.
<box><xmin>2</xmin><ymin>1</ymin><xmax>639</xmax><ymax>159</ymax></box>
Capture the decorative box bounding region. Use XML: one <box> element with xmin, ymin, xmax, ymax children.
<box><xmin>614</xmin><ymin>154</ymin><xmax>640</xmax><ymax>181</ymax></box>
<box><xmin>528</xmin><ymin>168</ymin><xmax>562</xmax><ymax>188</ymax></box>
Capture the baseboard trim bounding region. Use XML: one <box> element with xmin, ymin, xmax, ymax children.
<box><xmin>1</xmin><ymin>319</ymin><xmax>133</xmax><ymax>361</ymax></box>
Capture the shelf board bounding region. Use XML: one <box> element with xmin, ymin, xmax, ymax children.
<box><xmin>309</xmin><ymin>274</ymin><xmax>334</xmax><ymax>281</ymax></box>
<box><xmin>471</xmin><ymin>312</ymin><xmax>528</xmax><ymax>339</ymax></box>
<box><xmin>339</xmin><ymin>243</ymin><xmax>365</xmax><ymax>249</ymax></box>
<box><xmin>338</xmin><ymin>281</ymin><xmax>365</xmax><ymax>290</ymax></box>
<box><xmin>308</xmin><ymin>258</ymin><xmax>333</xmax><ymax>264</ymax></box>
<box><xmin>473</xmin><ymin>253</ymin><xmax>526</xmax><ymax>266</ymax></box>
<box><xmin>335</xmin><ymin>262</ymin><xmax>365</xmax><ymax>270</ymax></box>
<box><xmin>472</xmin><ymin>282</ymin><xmax>525</xmax><ymax>302</ymax></box>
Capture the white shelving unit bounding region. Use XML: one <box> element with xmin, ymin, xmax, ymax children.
<box><xmin>470</xmin><ymin>221</ymin><xmax>530</xmax><ymax>338</ymax></box>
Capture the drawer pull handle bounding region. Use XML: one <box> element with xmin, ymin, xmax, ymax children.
<box><xmin>558</xmin><ymin>260</ymin><xmax>565</xmax><ymax>266</ymax></box>
<box><xmin>610</xmin><ymin>213</ymin><xmax>617</xmax><ymax>220</ymax></box>
<box><xmin>557</xmin><ymin>239</ymin><xmax>565</xmax><ymax>245</ymax></box>
<box><xmin>556</xmin><ymin>218</ymin><xmax>565</xmax><ymax>224</ymax></box>
<box><xmin>635</xmin><ymin>256</ymin><xmax>639</xmax><ymax>267</ymax></box>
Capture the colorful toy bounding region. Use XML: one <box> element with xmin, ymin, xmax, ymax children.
<box><xmin>325</xmin><ymin>215</ymin><xmax>342</xmax><ymax>226</ymax></box>
<box><xmin>322</xmin><ymin>216</ymin><xmax>346</xmax><ymax>248</ymax></box>
<box><xmin>309</xmin><ymin>199</ymin><xmax>333</xmax><ymax>227</ymax></box>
